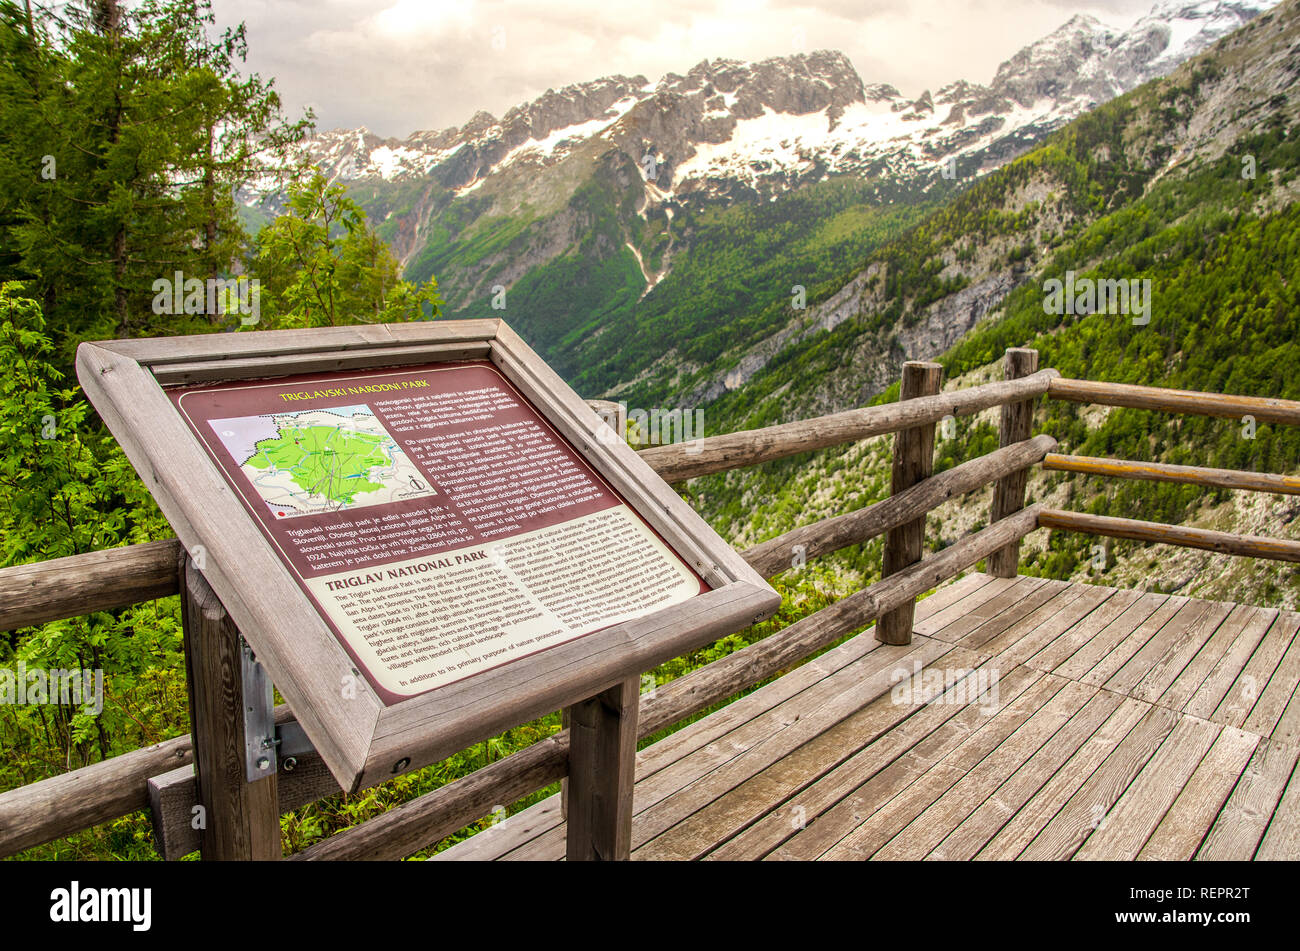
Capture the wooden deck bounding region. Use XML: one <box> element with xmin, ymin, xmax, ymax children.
<box><xmin>434</xmin><ymin>573</ymin><xmax>1300</xmax><ymax>861</ymax></box>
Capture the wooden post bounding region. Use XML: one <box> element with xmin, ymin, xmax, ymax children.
<box><xmin>877</xmin><ymin>361</ymin><xmax>943</xmax><ymax>645</ymax></box>
<box><xmin>560</xmin><ymin>705</ymin><xmax>570</xmax><ymax>821</ymax></box>
<box><xmin>565</xmin><ymin>675</ymin><xmax>639</xmax><ymax>861</ymax></box>
<box><xmin>181</xmin><ymin>557</ymin><xmax>281</xmax><ymax>860</ymax></box>
<box><xmin>563</xmin><ymin>402</ymin><xmax>628</xmax><ymax>823</ymax></box>
<box><xmin>988</xmin><ymin>348</ymin><xmax>1039</xmax><ymax>577</ymax></box>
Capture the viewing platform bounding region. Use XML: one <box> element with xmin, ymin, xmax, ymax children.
<box><xmin>438</xmin><ymin>572</ymin><xmax>1300</xmax><ymax>861</ymax></box>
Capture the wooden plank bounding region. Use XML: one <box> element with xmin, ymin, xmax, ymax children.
<box><xmin>975</xmin><ymin>697</ymin><xmax>1152</xmax><ymax>860</ymax></box>
<box><xmin>912</xmin><ymin>576</ymin><xmax>1015</xmax><ymax>637</ymax></box>
<box><xmin>1073</xmin><ymin>716</ymin><xmax>1220</xmax><ymax>860</ymax></box>
<box><xmin>988</xmin><ymin>348</ymin><xmax>1039</xmax><ymax>577</ymax></box>
<box><xmin>607</xmin><ymin>638</ymin><xmax>960</xmax><ymax>859</ymax></box>
<box><xmin>0</xmin><ymin>538</ymin><xmax>183</xmax><ymax>632</ymax></box>
<box><xmin>1077</xmin><ymin>596</ymin><xmax>1209</xmax><ymax>688</ymax></box>
<box><xmin>948</xmin><ymin>579</ymin><xmax>1073</xmax><ymax>652</ymax></box>
<box><xmin>1154</xmin><ymin>604</ymin><xmax>1270</xmax><ymax>711</ymax></box>
<box><xmin>1179</xmin><ymin>608</ymin><xmax>1276</xmax><ymax>721</ymax></box>
<box><xmin>1243</xmin><ymin>615</ymin><xmax>1300</xmax><ymax>738</ymax></box>
<box><xmin>1046</xmin><ymin>377</ymin><xmax>1300</xmax><ymax>427</ymax></box>
<box><xmin>706</xmin><ymin>661</ymin><xmax>1044</xmax><ymax>861</ymax></box>
<box><xmin>740</xmin><ymin>437</ymin><xmax>1055</xmax><ymax>580</ymax></box>
<box><xmin>1021</xmin><ymin>588</ymin><xmax>1146</xmax><ymax>674</ymax></box>
<box><xmin>875</xmin><ymin>679</ymin><xmax>1096</xmax><ymax>859</ymax></box>
<box><xmin>1137</xmin><ymin>725</ymin><xmax>1259</xmax><ymax>861</ymax></box>
<box><xmin>1039</xmin><ymin>508</ymin><xmax>1300</xmax><ymax>563</ymax></box>
<box><xmin>878</xmin><ymin>362</ymin><xmax>943</xmax><ymax>645</ymax></box>
<box><xmin>924</xmin><ymin>576</ymin><xmax>1052</xmax><ymax>645</ymax></box>
<box><xmin>1096</xmin><ymin>599</ymin><xmax>1232</xmax><ymax>696</ymax></box>
<box><xmin>495</xmin><ymin>637</ymin><xmax>959</xmax><ymax>861</ymax></box>
<box><xmin>1198</xmin><ymin>739</ymin><xmax>1300</xmax><ymax>859</ymax></box>
<box><xmin>929</xmin><ymin>688</ymin><xmax>1125</xmax><ymax>860</ymax></box>
<box><xmin>912</xmin><ymin>572</ymin><xmax>997</xmax><ymax>621</ymax></box>
<box><xmin>1127</xmin><ymin>601</ymin><xmax>1242</xmax><ymax>705</ymax></box>
<box><xmin>566</xmin><ymin>676</ymin><xmax>638</xmax><ymax>860</ymax></box>
<box><xmin>1211</xmin><ymin>613</ymin><xmax>1300</xmax><ymax>729</ymax></box>
<box><xmin>432</xmin><ymin>797</ymin><xmax>563</xmax><ymax>862</ymax></box>
<box><xmin>762</xmin><ymin>666</ymin><xmax>1052</xmax><ymax>861</ymax></box>
<box><xmin>181</xmin><ymin>559</ymin><xmax>281</xmax><ymax>860</ymax></box>
<box><xmin>811</xmin><ymin>673</ymin><xmax>1072</xmax><ymax>860</ymax></box>
<box><xmin>1049</xmin><ymin>592</ymin><xmax>1178</xmax><ymax>682</ymax></box>
<box><xmin>149</xmin><ymin>342</ymin><xmax>493</xmax><ymax>385</ymax></box>
<box><xmin>972</xmin><ymin>582</ymin><xmax>1112</xmax><ymax>664</ymax></box>
<box><xmin>640</xmin><ymin>648</ymin><xmax>1013</xmax><ymax>860</ymax></box>
<box><xmin>1252</xmin><ymin>747</ymin><xmax>1300</xmax><ymax>860</ymax></box>
<box><xmin>1013</xmin><ymin>704</ymin><xmax>1180</xmax><ymax>860</ymax></box>
<box><xmin>436</xmin><ymin>576</ymin><xmax>987</xmax><ymax>861</ymax></box>
<box><xmin>1043</xmin><ymin>453</ymin><xmax>1300</xmax><ymax>496</ymax></box>
<box><xmin>638</xmin><ymin>369</ymin><xmax>1060</xmax><ymax>483</ymax></box>
<box><xmin>1273</xmin><ymin>677</ymin><xmax>1300</xmax><ymax>745</ymax></box>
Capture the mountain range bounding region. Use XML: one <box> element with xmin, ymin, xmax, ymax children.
<box><xmin>242</xmin><ymin>0</ymin><xmax>1284</xmax><ymax>421</ymax></box>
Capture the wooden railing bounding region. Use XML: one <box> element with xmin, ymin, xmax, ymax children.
<box><xmin>2</xmin><ymin>348</ymin><xmax>1297</xmax><ymax>861</ymax></box>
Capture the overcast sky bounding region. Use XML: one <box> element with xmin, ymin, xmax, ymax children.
<box><xmin>212</xmin><ymin>0</ymin><xmax>1157</xmax><ymax>139</ymax></box>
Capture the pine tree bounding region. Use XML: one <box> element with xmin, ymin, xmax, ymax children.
<box><xmin>0</xmin><ymin>0</ymin><xmax>311</xmax><ymax>361</ymax></box>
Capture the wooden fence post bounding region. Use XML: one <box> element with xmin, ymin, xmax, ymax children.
<box><xmin>181</xmin><ymin>556</ymin><xmax>281</xmax><ymax>860</ymax></box>
<box><xmin>877</xmin><ymin>361</ymin><xmax>943</xmax><ymax>645</ymax></box>
<box><xmin>566</xmin><ymin>676</ymin><xmax>639</xmax><ymax>861</ymax></box>
<box><xmin>562</xmin><ymin>400</ymin><xmax>629</xmax><ymax>824</ymax></box>
<box><xmin>988</xmin><ymin>348</ymin><xmax>1039</xmax><ymax>577</ymax></box>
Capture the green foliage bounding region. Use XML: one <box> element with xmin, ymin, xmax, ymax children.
<box><xmin>0</xmin><ymin>284</ymin><xmax>186</xmax><ymax>814</ymax></box>
<box><xmin>249</xmin><ymin>172</ymin><xmax>443</xmax><ymax>327</ymax></box>
<box><xmin>0</xmin><ymin>0</ymin><xmax>310</xmax><ymax>363</ymax></box>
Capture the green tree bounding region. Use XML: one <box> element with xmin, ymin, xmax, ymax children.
<box><xmin>0</xmin><ymin>0</ymin><xmax>310</xmax><ymax>359</ymax></box>
<box><xmin>250</xmin><ymin>172</ymin><xmax>443</xmax><ymax>327</ymax></box>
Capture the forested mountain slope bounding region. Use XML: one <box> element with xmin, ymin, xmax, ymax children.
<box><xmin>695</xmin><ymin>0</ymin><xmax>1300</xmax><ymax>609</ymax></box>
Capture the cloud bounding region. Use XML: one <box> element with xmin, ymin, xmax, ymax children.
<box><xmin>213</xmin><ymin>0</ymin><xmax>1155</xmax><ymax>138</ymax></box>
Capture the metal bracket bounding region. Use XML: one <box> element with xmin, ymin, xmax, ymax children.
<box><xmin>240</xmin><ymin>638</ymin><xmax>277</xmax><ymax>783</ymax></box>
<box><xmin>275</xmin><ymin>720</ymin><xmax>316</xmax><ymax>760</ymax></box>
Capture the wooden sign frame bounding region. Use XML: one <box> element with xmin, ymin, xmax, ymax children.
<box><xmin>78</xmin><ymin>320</ymin><xmax>780</xmax><ymax>792</ymax></box>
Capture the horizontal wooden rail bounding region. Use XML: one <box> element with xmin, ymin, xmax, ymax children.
<box><xmin>1047</xmin><ymin>378</ymin><xmax>1300</xmax><ymax>426</ymax></box>
<box><xmin>0</xmin><ymin>538</ymin><xmax>184</xmax><ymax>632</ymax></box>
<box><xmin>1044</xmin><ymin>454</ymin><xmax>1300</xmax><ymax>496</ymax></box>
<box><xmin>639</xmin><ymin>369</ymin><xmax>1060</xmax><ymax>482</ymax></box>
<box><xmin>288</xmin><ymin>504</ymin><xmax>1043</xmax><ymax>860</ymax></box>
<box><xmin>1038</xmin><ymin>509</ymin><xmax>1300</xmax><ymax>563</ymax></box>
<box><xmin>0</xmin><ymin>735</ymin><xmax>193</xmax><ymax>858</ymax></box>
<box><xmin>744</xmin><ymin>435</ymin><xmax>1056</xmax><ymax>578</ymax></box>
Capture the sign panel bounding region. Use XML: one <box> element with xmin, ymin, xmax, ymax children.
<box><xmin>77</xmin><ymin>321</ymin><xmax>780</xmax><ymax>790</ymax></box>
<box><xmin>169</xmin><ymin>360</ymin><xmax>705</xmax><ymax>701</ymax></box>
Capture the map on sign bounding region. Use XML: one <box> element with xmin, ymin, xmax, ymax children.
<box><xmin>209</xmin><ymin>404</ymin><xmax>434</xmax><ymax>518</ymax></box>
